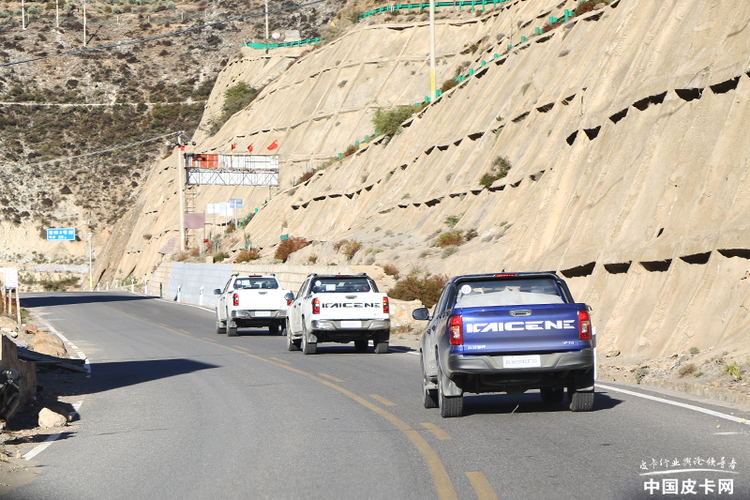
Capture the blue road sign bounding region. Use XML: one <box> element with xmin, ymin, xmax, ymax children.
<box><xmin>229</xmin><ymin>198</ymin><xmax>243</xmax><ymax>209</ymax></box>
<box><xmin>46</xmin><ymin>228</ymin><xmax>76</xmax><ymax>241</ymax></box>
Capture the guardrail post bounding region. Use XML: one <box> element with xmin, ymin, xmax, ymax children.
<box><xmin>106</xmin><ymin>281</ymin><xmax>109</xmax><ymax>290</ymax></box>
<box><xmin>96</xmin><ymin>283</ymin><xmax>100</xmax><ymax>291</ymax></box>
<box><xmin>177</xmin><ymin>285</ymin><xmax>181</xmax><ymax>303</ymax></box>
<box><xmin>145</xmin><ymin>280</ymin><xmax>148</xmax><ymax>295</ymax></box>
<box><xmin>130</xmin><ymin>279</ymin><xmax>134</xmax><ymax>293</ymax></box>
<box><xmin>160</xmin><ymin>282</ymin><xmax>163</xmax><ymax>299</ymax></box>
<box><xmin>200</xmin><ymin>286</ymin><xmax>204</xmax><ymax>306</ymax></box>
<box><xmin>115</xmin><ymin>279</ymin><xmax>119</xmax><ymax>288</ymax></box>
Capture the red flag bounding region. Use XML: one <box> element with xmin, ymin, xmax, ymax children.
<box><xmin>267</xmin><ymin>140</ymin><xmax>278</xmax><ymax>151</ymax></box>
<box><xmin>231</xmin><ymin>144</ymin><xmax>236</xmax><ymax>151</ymax></box>
<box><xmin>247</xmin><ymin>144</ymin><xmax>253</xmax><ymax>153</ymax></box>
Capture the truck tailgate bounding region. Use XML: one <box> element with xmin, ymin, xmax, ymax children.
<box><xmin>238</xmin><ymin>290</ymin><xmax>285</xmax><ymax>310</ymax></box>
<box><xmin>316</xmin><ymin>293</ymin><xmax>387</xmax><ymax>319</ymax></box>
<box><xmin>457</xmin><ymin>303</ymin><xmax>588</xmax><ymax>355</ymax></box>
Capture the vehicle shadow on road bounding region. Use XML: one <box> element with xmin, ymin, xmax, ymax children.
<box><xmin>462</xmin><ymin>391</ymin><xmax>623</xmax><ymax>416</ymax></box>
<box><xmin>21</xmin><ymin>292</ymin><xmax>154</xmax><ymax>309</ymax></box>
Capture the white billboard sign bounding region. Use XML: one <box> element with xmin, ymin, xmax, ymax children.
<box><xmin>0</xmin><ymin>268</ymin><xmax>18</xmax><ymax>288</ymax></box>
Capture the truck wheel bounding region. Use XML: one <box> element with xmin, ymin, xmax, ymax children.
<box><xmin>438</xmin><ymin>366</ymin><xmax>463</xmax><ymax>418</ymax></box>
<box><xmin>568</xmin><ymin>386</ymin><xmax>595</xmax><ymax>412</ymax></box>
<box><xmin>268</xmin><ymin>324</ymin><xmax>279</xmax><ymax>335</ymax></box>
<box><xmin>216</xmin><ymin>317</ymin><xmax>226</xmax><ymax>335</ymax></box>
<box><xmin>287</xmin><ymin>327</ymin><xmax>300</xmax><ymax>351</ymax></box>
<box><xmin>227</xmin><ymin>319</ymin><xmax>238</xmax><ymax>337</ymax></box>
<box><xmin>540</xmin><ymin>387</ymin><xmax>564</xmax><ymax>405</ymax></box>
<box><xmin>302</xmin><ymin>325</ymin><xmax>316</xmax><ymax>355</ymax></box>
<box><xmin>354</xmin><ymin>340</ymin><xmax>368</xmax><ymax>352</ymax></box>
<box><xmin>374</xmin><ymin>341</ymin><xmax>389</xmax><ymax>354</ymax></box>
<box><xmin>421</xmin><ymin>357</ymin><xmax>438</xmax><ymax>409</ymax></box>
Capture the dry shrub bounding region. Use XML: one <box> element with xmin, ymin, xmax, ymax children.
<box><xmin>383</xmin><ymin>263</ymin><xmax>400</xmax><ymax>279</ymax></box>
<box><xmin>275</xmin><ymin>237</ymin><xmax>310</xmax><ymax>262</ymax></box>
<box><xmin>388</xmin><ymin>271</ymin><xmax>449</xmax><ymax>308</ymax></box>
<box><xmin>335</xmin><ymin>239</ymin><xmax>362</xmax><ymax>259</ymax></box>
<box><xmin>236</xmin><ymin>247</ymin><xmax>261</xmax><ymax>263</ymax></box>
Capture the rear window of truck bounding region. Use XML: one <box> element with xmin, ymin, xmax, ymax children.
<box><xmin>234</xmin><ymin>278</ymin><xmax>279</xmax><ymax>289</ymax></box>
<box><xmin>312</xmin><ymin>278</ymin><xmax>372</xmax><ymax>293</ymax></box>
<box><xmin>453</xmin><ymin>278</ymin><xmax>564</xmax><ymax>307</ymax></box>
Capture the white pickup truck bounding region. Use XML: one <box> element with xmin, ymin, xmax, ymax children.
<box><xmin>286</xmin><ymin>273</ymin><xmax>391</xmax><ymax>354</ymax></box>
<box><xmin>214</xmin><ymin>274</ymin><xmax>294</xmax><ymax>337</ymax></box>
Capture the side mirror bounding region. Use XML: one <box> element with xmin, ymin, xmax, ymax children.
<box><xmin>213</xmin><ymin>289</ymin><xmax>222</xmax><ymax>295</ymax></box>
<box><xmin>284</xmin><ymin>292</ymin><xmax>295</xmax><ymax>303</ymax></box>
<box><xmin>412</xmin><ymin>308</ymin><xmax>430</xmax><ymax>321</ymax></box>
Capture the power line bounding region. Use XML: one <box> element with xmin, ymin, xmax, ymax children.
<box><xmin>1</xmin><ymin>131</ymin><xmax>183</xmax><ymax>168</ymax></box>
<box><xmin>0</xmin><ymin>0</ymin><xmax>327</xmax><ymax>67</ymax></box>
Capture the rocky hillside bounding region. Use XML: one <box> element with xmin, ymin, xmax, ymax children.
<box><xmin>0</xmin><ymin>0</ymin><xmax>342</xmax><ymax>269</ymax></box>
<box><xmin>96</xmin><ymin>0</ymin><xmax>750</xmax><ymax>394</ymax></box>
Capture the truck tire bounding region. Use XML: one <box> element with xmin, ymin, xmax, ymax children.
<box><xmin>438</xmin><ymin>366</ymin><xmax>463</xmax><ymax>418</ymax></box>
<box><xmin>374</xmin><ymin>341</ymin><xmax>389</xmax><ymax>354</ymax></box>
<box><xmin>302</xmin><ymin>324</ymin><xmax>316</xmax><ymax>355</ymax></box>
<box><xmin>287</xmin><ymin>327</ymin><xmax>301</xmax><ymax>351</ymax></box>
<box><xmin>540</xmin><ymin>387</ymin><xmax>564</xmax><ymax>405</ymax></box>
<box><xmin>354</xmin><ymin>340</ymin><xmax>368</xmax><ymax>352</ymax></box>
<box><xmin>268</xmin><ymin>324</ymin><xmax>279</xmax><ymax>335</ymax></box>
<box><xmin>227</xmin><ymin>319</ymin><xmax>238</xmax><ymax>337</ymax></box>
<box><xmin>421</xmin><ymin>357</ymin><xmax>438</xmax><ymax>409</ymax></box>
<box><xmin>568</xmin><ymin>387</ymin><xmax>595</xmax><ymax>412</ymax></box>
<box><xmin>216</xmin><ymin>317</ymin><xmax>226</xmax><ymax>335</ymax></box>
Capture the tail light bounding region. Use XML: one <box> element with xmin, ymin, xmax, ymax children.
<box><xmin>448</xmin><ymin>315</ymin><xmax>463</xmax><ymax>345</ymax></box>
<box><xmin>383</xmin><ymin>297</ymin><xmax>389</xmax><ymax>314</ymax></box>
<box><xmin>233</xmin><ymin>293</ymin><xmax>239</xmax><ymax>307</ymax></box>
<box><xmin>312</xmin><ymin>298</ymin><xmax>320</xmax><ymax>315</ymax></box>
<box><xmin>578</xmin><ymin>310</ymin><xmax>591</xmax><ymax>341</ymax></box>
<box><xmin>287</xmin><ymin>298</ymin><xmax>293</xmax><ymax>306</ymax></box>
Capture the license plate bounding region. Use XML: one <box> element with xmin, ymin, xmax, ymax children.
<box><xmin>255</xmin><ymin>311</ymin><xmax>271</xmax><ymax>317</ymax></box>
<box><xmin>340</xmin><ymin>321</ymin><xmax>361</xmax><ymax>328</ymax></box>
<box><xmin>503</xmin><ymin>355</ymin><xmax>541</xmax><ymax>368</ymax></box>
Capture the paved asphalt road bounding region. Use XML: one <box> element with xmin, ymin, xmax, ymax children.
<box><xmin>5</xmin><ymin>292</ymin><xmax>750</xmax><ymax>500</ymax></box>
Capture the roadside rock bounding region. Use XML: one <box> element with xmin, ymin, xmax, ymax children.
<box><xmin>29</xmin><ymin>332</ymin><xmax>68</xmax><ymax>358</ymax></box>
<box><xmin>23</xmin><ymin>325</ymin><xmax>37</xmax><ymax>335</ymax></box>
<box><xmin>38</xmin><ymin>407</ymin><xmax>68</xmax><ymax>428</ymax></box>
<box><xmin>0</xmin><ymin>316</ymin><xmax>17</xmax><ymax>332</ymax></box>
<box><xmin>1</xmin><ymin>327</ymin><xmax>17</xmax><ymax>339</ymax></box>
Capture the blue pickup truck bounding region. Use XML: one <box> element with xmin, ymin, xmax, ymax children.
<box><xmin>412</xmin><ymin>272</ymin><xmax>595</xmax><ymax>417</ymax></box>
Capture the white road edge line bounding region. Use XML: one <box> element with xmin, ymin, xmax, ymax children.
<box><xmin>597</xmin><ymin>383</ymin><xmax>750</xmax><ymax>427</ymax></box>
<box><xmin>23</xmin><ymin>401</ymin><xmax>83</xmax><ymax>461</ymax></box>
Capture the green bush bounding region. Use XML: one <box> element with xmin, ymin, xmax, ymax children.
<box><xmin>479</xmin><ymin>156</ymin><xmax>512</xmax><ymax>188</ymax></box>
<box><xmin>213</xmin><ymin>251</ymin><xmax>228</xmax><ymax>262</ymax></box>
<box><xmin>678</xmin><ymin>363</ymin><xmax>696</xmax><ymax>377</ymax></box>
<box><xmin>275</xmin><ymin>236</ymin><xmax>310</xmax><ymax>262</ymax></box>
<box><xmin>437</xmin><ymin>230</ymin><xmax>464</xmax><ymax>247</ymax></box>
<box><xmin>444</xmin><ymin>214</ymin><xmax>462</xmax><ymax>228</ymax></box>
<box><xmin>725</xmin><ymin>362</ymin><xmax>743</xmax><ymax>381</ymax></box>
<box><xmin>334</xmin><ymin>239</ymin><xmax>362</xmax><ymax>259</ymax></box>
<box><xmin>208</xmin><ymin>82</ymin><xmax>261</xmax><ymax>136</ymax></box>
<box><xmin>373</xmin><ymin>104</ymin><xmax>424</xmax><ymax>137</ymax></box>
<box><xmin>388</xmin><ymin>271</ymin><xmax>449</xmax><ymax>308</ymax></box>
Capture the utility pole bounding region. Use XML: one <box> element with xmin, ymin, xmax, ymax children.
<box><xmin>55</xmin><ymin>0</ymin><xmax>59</xmax><ymax>28</ymax></box>
<box><xmin>429</xmin><ymin>0</ymin><xmax>436</xmax><ymax>102</ymax></box>
<box><xmin>87</xmin><ymin>232</ymin><xmax>93</xmax><ymax>290</ymax></box>
<box><xmin>83</xmin><ymin>0</ymin><xmax>87</xmax><ymax>47</ymax></box>
<box><xmin>266</xmin><ymin>0</ymin><xmax>268</xmax><ymax>40</ymax></box>
<box><xmin>177</xmin><ymin>144</ymin><xmax>186</xmax><ymax>252</ymax></box>
<box><xmin>21</xmin><ymin>0</ymin><xmax>26</xmax><ymax>30</ymax></box>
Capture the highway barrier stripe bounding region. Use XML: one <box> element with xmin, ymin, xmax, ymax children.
<box><xmin>318</xmin><ymin>373</ymin><xmax>344</xmax><ymax>382</ymax></box>
<box><xmin>420</xmin><ymin>422</ymin><xmax>452</xmax><ymax>440</ymax></box>
<box><xmin>597</xmin><ymin>383</ymin><xmax>750</xmax><ymax>426</ymax></box>
<box><xmin>465</xmin><ymin>471</ymin><xmax>498</xmax><ymax>500</ymax></box>
<box><xmin>107</xmin><ymin>306</ymin><xmax>458</xmax><ymax>500</ymax></box>
<box><xmin>370</xmin><ymin>394</ymin><xmax>397</xmax><ymax>406</ymax></box>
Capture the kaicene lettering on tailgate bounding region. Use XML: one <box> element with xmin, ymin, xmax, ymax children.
<box><xmin>322</xmin><ymin>302</ymin><xmax>380</xmax><ymax>308</ymax></box>
<box><xmin>465</xmin><ymin>319</ymin><xmax>576</xmax><ymax>333</ymax></box>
